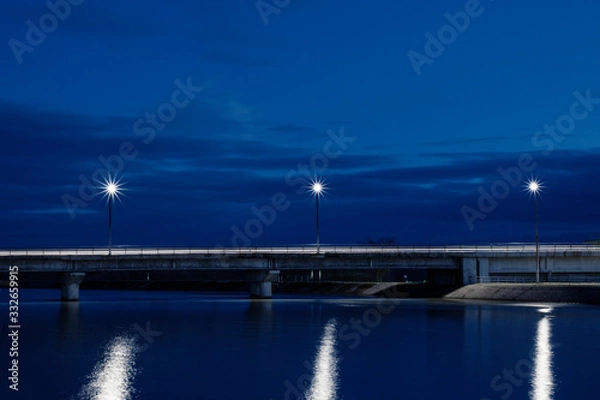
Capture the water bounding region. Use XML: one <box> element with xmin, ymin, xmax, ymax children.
<box><xmin>2</xmin><ymin>289</ymin><xmax>600</xmax><ymax>399</ymax></box>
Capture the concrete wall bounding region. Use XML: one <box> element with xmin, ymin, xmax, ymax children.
<box><xmin>486</xmin><ymin>256</ymin><xmax>600</xmax><ymax>276</ymax></box>
<box><xmin>8</xmin><ymin>255</ymin><xmax>461</xmax><ymax>272</ymax></box>
<box><xmin>446</xmin><ymin>283</ymin><xmax>600</xmax><ymax>304</ymax></box>
<box><xmin>6</xmin><ymin>253</ymin><xmax>600</xmax><ymax>283</ymax></box>
<box><xmin>462</xmin><ymin>258</ymin><xmax>476</xmax><ymax>284</ymax></box>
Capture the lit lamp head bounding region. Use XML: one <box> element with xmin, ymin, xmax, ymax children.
<box><xmin>526</xmin><ymin>179</ymin><xmax>542</xmax><ymax>196</ymax></box>
<box><xmin>106</xmin><ymin>183</ymin><xmax>117</xmax><ymax>196</ymax></box>
<box><xmin>101</xmin><ymin>177</ymin><xmax>123</xmax><ymax>202</ymax></box>
<box><xmin>312</xmin><ymin>182</ymin><xmax>323</xmax><ymax>194</ymax></box>
<box><xmin>309</xmin><ymin>178</ymin><xmax>327</xmax><ymax>198</ymax></box>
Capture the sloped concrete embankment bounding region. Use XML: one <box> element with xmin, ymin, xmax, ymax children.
<box><xmin>445</xmin><ymin>283</ymin><xmax>600</xmax><ymax>304</ymax></box>
<box><xmin>275</xmin><ymin>282</ymin><xmax>457</xmax><ymax>298</ymax></box>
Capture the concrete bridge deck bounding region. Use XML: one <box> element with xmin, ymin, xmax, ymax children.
<box><xmin>2</xmin><ymin>245</ymin><xmax>600</xmax><ymax>300</ymax></box>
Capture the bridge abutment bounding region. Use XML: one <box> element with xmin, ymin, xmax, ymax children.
<box><xmin>249</xmin><ymin>270</ymin><xmax>279</xmax><ymax>299</ymax></box>
<box><xmin>462</xmin><ymin>257</ymin><xmax>490</xmax><ymax>284</ymax></box>
<box><xmin>60</xmin><ymin>272</ymin><xmax>85</xmax><ymax>301</ymax></box>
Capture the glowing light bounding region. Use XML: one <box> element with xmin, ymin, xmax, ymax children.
<box><xmin>304</xmin><ymin>319</ymin><xmax>339</xmax><ymax>400</ymax></box>
<box><xmin>101</xmin><ymin>177</ymin><xmax>124</xmax><ymax>202</ymax></box>
<box><xmin>529</xmin><ymin>182</ymin><xmax>539</xmax><ymax>192</ymax></box>
<box><xmin>308</xmin><ymin>178</ymin><xmax>327</xmax><ymax>198</ymax></box>
<box><xmin>79</xmin><ymin>336</ymin><xmax>138</xmax><ymax>400</ymax></box>
<box><xmin>530</xmin><ymin>315</ymin><xmax>555</xmax><ymax>400</ymax></box>
<box><xmin>526</xmin><ymin>179</ymin><xmax>543</xmax><ymax>195</ymax></box>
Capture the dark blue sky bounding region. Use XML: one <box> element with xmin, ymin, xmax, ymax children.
<box><xmin>2</xmin><ymin>0</ymin><xmax>600</xmax><ymax>248</ymax></box>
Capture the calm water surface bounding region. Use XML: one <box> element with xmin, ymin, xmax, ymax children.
<box><xmin>2</xmin><ymin>289</ymin><xmax>600</xmax><ymax>400</ymax></box>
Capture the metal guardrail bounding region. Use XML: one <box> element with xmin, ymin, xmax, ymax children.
<box><xmin>477</xmin><ymin>276</ymin><xmax>538</xmax><ymax>284</ymax></box>
<box><xmin>477</xmin><ymin>276</ymin><xmax>600</xmax><ymax>284</ymax></box>
<box><xmin>1</xmin><ymin>244</ymin><xmax>600</xmax><ymax>257</ymax></box>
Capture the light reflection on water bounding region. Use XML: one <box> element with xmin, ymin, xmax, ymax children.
<box><xmin>530</xmin><ymin>312</ymin><xmax>555</xmax><ymax>400</ymax></box>
<box><xmin>78</xmin><ymin>335</ymin><xmax>138</xmax><ymax>400</ymax></box>
<box><xmin>20</xmin><ymin>290</ymin><xmax>600</xmax><ymax>399</ymax></box>
<box><xmin>305</xmin><ymin>319</ymin><xmax>339</xmax><ymax>400</ymax></box>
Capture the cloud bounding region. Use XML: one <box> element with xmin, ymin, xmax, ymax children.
<box><xmin>423</xmin><ymin>135</ymin><xmax>533</xmax><ymax>146</ymax></box>
<box><xmin>268</xmin><ymin>124</ymin><xmax>315</xmax><ymax>133</ymax></box>
<box><xmin>2</xmin><ymin>96</ymin><xmax>600</xmax><ymax>247</ymax></box>
<box><xmin>204</xmin><ymin>50</ymin><xmax>272</xmax><ymax>67</ymax></box>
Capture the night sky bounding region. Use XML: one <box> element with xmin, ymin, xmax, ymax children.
<box><xmin>2</xmin><ymin>0</ymin><xmax>600</xmax><ymax>248</ymax></box>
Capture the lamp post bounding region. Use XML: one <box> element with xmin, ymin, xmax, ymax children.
<box><xmin>527</xmin><ymin>179</ymin><xmax>542</xmax><ymax>283</ymax></box>
<box><xmin>102</xmin><ymin>178</ymin><xmax>122</xmax><ymax>256</ymax></box>
<box><xmin>309</xmin><ymin>179</ymin><xmax>326</xmax><ymax>254</ymax></box>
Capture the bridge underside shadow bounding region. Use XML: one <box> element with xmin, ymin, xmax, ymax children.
<box><xmin>0</xmin><ymin>267</ymin><xmax>460</xmax><ymax>301</ymax></box>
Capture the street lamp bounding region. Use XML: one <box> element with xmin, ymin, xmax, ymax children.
<box><xmin>526</xmin><ymin>179</ymin><xmax>543</xmax><ymax>283</ymax></box>
<box><xmin>309</xmin><ymin>178</ymin><xmax>327</xmax><ymax>254</ymax></box>
<box><xmin>101</xmin><ymin>177</ymin><xmax>123</xmax><ymax>256</ymax></box>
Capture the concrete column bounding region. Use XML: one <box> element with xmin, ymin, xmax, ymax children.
<box><xmin>545</xmin><ymin>257</ymin><xmax>554</xmax><ymax>282</ymax></box>
<box><xmin>479</xmin><ymin>258</ymin><xmax>490</xmax><ymax>279</ymax></box>
<box><xmin>249</xmin><ymin>270</ymin><xmax>279</xmax><ymax>299</ymax></box>
<box><xmin>60</xmin><ymin>272</ymin><xmax>85</xmax><ymax>302</ymax></box>
<box><xmin>462</xmin><ymin>258</ymin><xmax>477</xmax><ymax>285</ymax></box>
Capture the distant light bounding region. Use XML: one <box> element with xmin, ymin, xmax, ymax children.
<box><xmin>529</xmin><ymin>181</ymin><xmax>539</xmax><ymax>193</ymax></box>
<box><xmin>309</xmin><ymin>178</ymin><xmax>327</xmax><ymax>198</ymax></box>
<box><xmin>526</xmin><ymin>179</ymin><xmax>543</xmax><ymax>195</ymax></box>
<box><xmin>101</xmin><ymin>177</ymin><xmax>123</xmax><ymax>201</ymax></box>
<box><xmin>107</xmin><ymin>183</ymin><xmax>117</xmax><ymax>195</ymax></box>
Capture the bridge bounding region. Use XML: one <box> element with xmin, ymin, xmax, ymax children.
<box><xmin>2</xmin><ymin>244</ymin><xmax>600</xmax><ymax>300</ymax></box>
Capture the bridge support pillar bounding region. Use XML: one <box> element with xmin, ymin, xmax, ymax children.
<box><xmin>250</xmin><ymin>282</ymin><xmax>272</xmax><ymax>299</ymax></box>
<box><xmin>544</xmin><ymin>257</ymin><xmax>553</xmax><ymax>281</ymax></box>
<box><xmin>249</xmin><ymin>270</ymin><xmax>280</xmax><ymax>299</ymax></box>
<box><xmin>61</xmin><ymin>272</ymin><xmax>85</xmax><ymax>301</ymax></box>
<box><xmin>479</xmin><ymin>258</ymin><xmax>490</xmax><ymax>278</ymax></box>
<box><xmin>462</xmin><ymin>258</ymin><xmax>477</xmax><ymax>284</ymax></box>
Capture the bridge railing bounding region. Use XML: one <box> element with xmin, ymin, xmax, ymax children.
<box><xmin>477</xmin><ymin>276</ymin><xmax>600</xmax><ymax>284</ymax></box>
<box><xmin>1</xmin><ymin>244</ymin><xmax>600</xmax><ymax>257</ymax></box>
<box><xmin>477</xmin><ymin>276</ymin><xmax>538</xmax><ymax>284</ymax></box>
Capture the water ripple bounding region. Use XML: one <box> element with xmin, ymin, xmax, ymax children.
<box><xmin>78</xmin><ymin>335</ymin><xmax>138</xmax><ymax>400</ymax></box>
<box><xmin>305</xmin><ymin>319</ymin><xmax>339</xmax><ymax>400</ymax></box>
<box><xmin>530</xmin><ymin>315</ymin><xmax>554</xmax><ymax>400</ymax></box>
